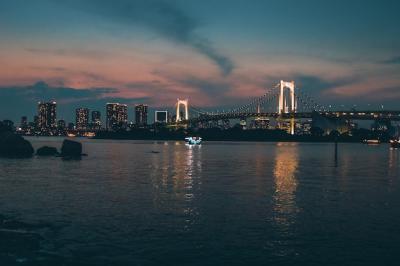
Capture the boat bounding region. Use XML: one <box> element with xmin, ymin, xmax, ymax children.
<box><xmin>185</xmin><ymin>136</ymin><xmax>202</xmax><ymax>145</ymax></box>
<box><xmin>390</xmin><ymin>139</ymin><xmax>400</xmax><ymax>148</ymax></box>
<box><xmin>363</xmin><ymin>139</ymin><xmax>380</xmax><ymax>145</ymax></box>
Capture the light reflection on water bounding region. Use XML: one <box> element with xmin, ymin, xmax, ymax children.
<box><xmin>0</xmin><ymin>138</ymin><xmax>399</xmax><ymax>265</ymax></box>
<box><xmin>273</xmin><ymin>143</ymin><xmax>299</xmax><ymax>229</ymax></box>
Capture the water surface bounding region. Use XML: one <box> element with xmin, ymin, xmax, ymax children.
<box><xmin>0</xmin><ymin>138</ymin><xmax>399</xmax><ymax>265</ymax></box>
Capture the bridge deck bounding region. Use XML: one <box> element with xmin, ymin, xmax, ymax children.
<box><xmin>175</xmin><ymin>110</ymin><xmax>400</xmax><ymax>124</ymax></box>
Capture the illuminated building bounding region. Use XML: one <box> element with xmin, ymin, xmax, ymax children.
<box><xmin>135</xmin><ymin>104</ymin><xmax>148</xmax><ymax>127</ymax></box>
<box><xmin>155</xmin><ymin>110</ymin><xmax>168</xmax><ymax>124</ymax></box>
<box><xmin>75</xmin><ymin>108</ymin><xmax>90</xmax><ymax>130</ymax></box>
<box><xmin>91</xmin><ymin>111</ymin><xmax>101</xmax><ymax>129</ymax></box>
<box><xmin>297</xmin><ymin>120</ymin><xmax>312</xmax><ymax>135</ymax></box>
<box><xmin>56</xmin><ymin>119</ymin><xmax>67</xmax><ymax>136</ymax></box>
<box><xmin>38</xmin><ymin>101</ymin><xmax>57</xmax><ymax>131</ymax></box>
<box><xmin>106</xmin><ymin>103</ymin><xmax>128</xmax><ymax>130</ymax></box>
<box><xmin>240</xmin><ymin>119</ymin><xmax>247</xmax><ymax>130</ymax></box>
<box><xmin>252</xmin><ymin>117</ymin><xmax>270</xmax><ymax>129</ymax></box>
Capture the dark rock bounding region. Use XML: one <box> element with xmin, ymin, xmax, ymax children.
<box><xmin>61</xmin><ymin>139</ymin><xmax>82</xmax><ymax>158</ymax></box>
<box><xmin>36</xmin><ymin>146</ymin><xmax>59</xmax><ymax>156</ymax></box>
<box><xmin>0</xmin><ymin>131</ymin><xmax>34</xmax><ymax>158</ymax></box>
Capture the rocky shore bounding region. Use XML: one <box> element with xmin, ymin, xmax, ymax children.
<box><xmin>0</xmin><ymin>121</ymin><xmax>84</xmax><ymax>159</ymax></box>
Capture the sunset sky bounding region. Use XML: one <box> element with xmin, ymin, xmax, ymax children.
<box><xmin>1</xmin><ymin>0</ymin><xmax>399</xmax><ymax>122</ymax></box>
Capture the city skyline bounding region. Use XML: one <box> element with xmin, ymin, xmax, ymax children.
<box><xmin>1</xmin><ymin>2</ymin><xmax>400</xmax><ymax>265</ymax></box>
<box><xmin>2</xmin><ymin>78</ymin><xmax>400</xmax><ymax>131</ymax></box>
<box><xmin>1</xmin><ymin>0</ymin><xmax>400</xmax><ymax>122</ymax></box>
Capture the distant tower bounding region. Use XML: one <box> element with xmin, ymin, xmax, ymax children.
<box><xmin>38</xmin><ymin>101</ymin><xmax>57</xmax><ymax>130</ymax></box>
<box><xmin>91</xmin><ymin>111</ymin><xmax>101</xmax><ymax>129</ymax></box>
<box><xmin>106</xmin><ymin>103</ymin><xmax>128</xmax><ymax>130</ymax></box>
<box><xmin>135</xmin><ymin>104</ymin><xmax>148</xmax><ymax>127</ymax></box>
<box><xmin>176</xmin><ymin>99</ymin><xmax>189</xmax><ymax>122</ymax></box>
<box><xmin>75</xmin><ymin>108</ymin><xmax>90</xmax><ymax>130</ymax></box>
<box><xmin>20</xmin><ymin>116</ymin><xmax>28</xmax><ymax>129</ymax></box>
<box><xmin>34</xmin><ymin>115</ymin><xmax>39</xmax><ymax>130</ymax></box>
<box><xmin>278</xmin><ymin>80</ymin><xmax>296</xmax><ymax>114</ymax></box>
<box><xmin>57</xmin><ymin>119</ymin><xmax>66</xmax><ymax>130</ymax></box>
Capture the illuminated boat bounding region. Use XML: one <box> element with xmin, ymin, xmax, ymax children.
<box><xmin>390</xmin><ymin>139</ymin><xmax>400</xmax><ymax>148</ymax></box>
<box><xmin>185</xmin><ymin>137</ymin><xmax>202</xmax><ymax>145</ymax></box>
<box><xmin>363</xmin><ymin>139</ymin><xmax>380</xmax><ymax>145</ymax></box>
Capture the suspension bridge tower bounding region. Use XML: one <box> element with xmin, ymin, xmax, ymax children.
<box><xmin>176</xmin><ymin>98</ymin><xmax>189</xmax><ymax>123</ymax></box>
<box><xmin>278</xmin><ymin>80</ymin><xmax>297</xmax><ymax>135</ymax></box>
<box><xmin>278</xmin><ymin>80</ymin><xmax>296</xmax><ymax>114</ymax></box>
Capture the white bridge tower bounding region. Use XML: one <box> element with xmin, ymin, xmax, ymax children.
<box><xmin>176</xmin><ymin>98</ymin><xmax>189</xmax><ymax>122</ymax></box>
<box><xmin>278</xmin><ymin>80</ymin><xmax>296</xmax><ymax>114</ymax></box>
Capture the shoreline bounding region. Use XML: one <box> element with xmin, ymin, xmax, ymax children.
<box><xmin>21</xmin><ymin>135</ymin><xmax>390</xmax><ymax>144</ymax></box>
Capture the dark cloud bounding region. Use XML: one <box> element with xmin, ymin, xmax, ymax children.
<box><xmin>293</xmin><ymin>74</ymin><xmax>358</xmax><ymax>93</ymax></box>
<box><xmin>286</xmin><ymin>75</ymin><xmax>400</xmax><ymax>109</ymax></box>
<box><xmin>174</xmin><ymin>76</ymin><xmax>231</xmax><ymax>97</ymax></box>
<box><xmin>0</xmin><ymin>82</ymin><xmax>146</xmax><ymax>123</ymax></box>
<box><xmin>64</xmin><ymin>0</ymin><xmax>234</xmax><ymax>75</ymax></box>
<box><xmin>380</xmin><ymin>56</ymin><xmax>400</xmax><ymax>65</ymax></box>
<box><xmin>26</xmin><ymin>48</ymin><xmax>111</xmax><ymax>60</ymax></box>
<box><xmin>362</xmin><ymin>86</ymin><xmax>400</xmax><ymax>100</ymax></box>
<box><xmin>125</xmin><ymin>80</ymin><xmax>188</xmax><ymax>96</ymax></box>
<box><xmin>126</xmin><ymin>76</ymin><xmax>232</xmax><ymax>97</ymax></box>
<box><xmin>126</xmin><ymin>80</ymin><xmax>169</xmax><ymax>91</ymax></box>
<box><xmin>29</xmin><ymin>66</ymin><xmax>117</xmax><ymax>85</ymax></box>
<box><xmin>11</xmin><ymin>81</ymin><xmax>118</xmax><ymax>100</ymax></box>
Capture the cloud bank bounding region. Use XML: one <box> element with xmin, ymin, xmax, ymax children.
<box><xmin>65</xmin><ymin>0</ymin><xmax>234</xmax><ymax>75</ymax></box>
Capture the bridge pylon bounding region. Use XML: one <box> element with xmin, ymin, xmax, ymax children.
<box><xmin>277</xmin><ymin>80</ymin><xmax>297</xmax><ymax>135</ymax></box>
<box><xmin>176</xmin><ymin>98</ymin><xmax>189</xmax><ymax>123</ymax></box>
<box><xmin>278</xmin><ymin>80</ymin><xmax>296</xmax><ymax>114</ymax></box>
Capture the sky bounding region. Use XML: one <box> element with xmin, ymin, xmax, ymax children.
<box><xmin>0</xmin><ymin>0</ymin><xmax>399</xmax><ymax>123</ymax></box>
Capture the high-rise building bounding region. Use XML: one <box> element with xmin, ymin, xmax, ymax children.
<box><xmin>57</xmin><ymin>120</ymin><xmax>67</xmax><ymax>136</ymax></box>
<box><xmin>75</xmin><ymin>108</ymin><xmax>90</xmax><ymax>130</ymax></box>
<box><xmin>33</xmin><ymin>115</ymin><xmax>39</xmax><ymax>130</ymax></box>
<box><xmin>155</xmin><ymin>111</ymin><xmax>168</xmax><ymax>124</ymax></box>
<box><xmin>135</xmin><ymin>104</ymin><xmax>148</xmax><ymax>127</ymax></box>
<box><xmin>91</xmin><ymin>111</ymin><xmax>101</xmax><ymax>129</ymax></box>
<box><xmin>106</xmin><ymin>103</ymin><xmax>128</xmax><ymax>130</ymax></box>
<box><xmin>68</xmin><ymin>123</ymin><xmax>75</xmax><ymax>130</ymax></box>
<box><xmin>57</xmin><ymin>119</ymin><xmax>66</xmax><ymax>130</ymax></box>
<box><xmin>38</xmin><ymin>101</ymin><xmax>57</xmax><ymax>130</ymax></box>
<box><xmin>20</xmin><ymin>116</ymin><xmax>28</xmax><ymax>129</ymax></box>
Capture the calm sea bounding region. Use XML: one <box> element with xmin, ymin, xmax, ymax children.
<box><xmin>0</xmin><ymin>137</ymin><xmax>400</xmax><ymax>265</ymax></box>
